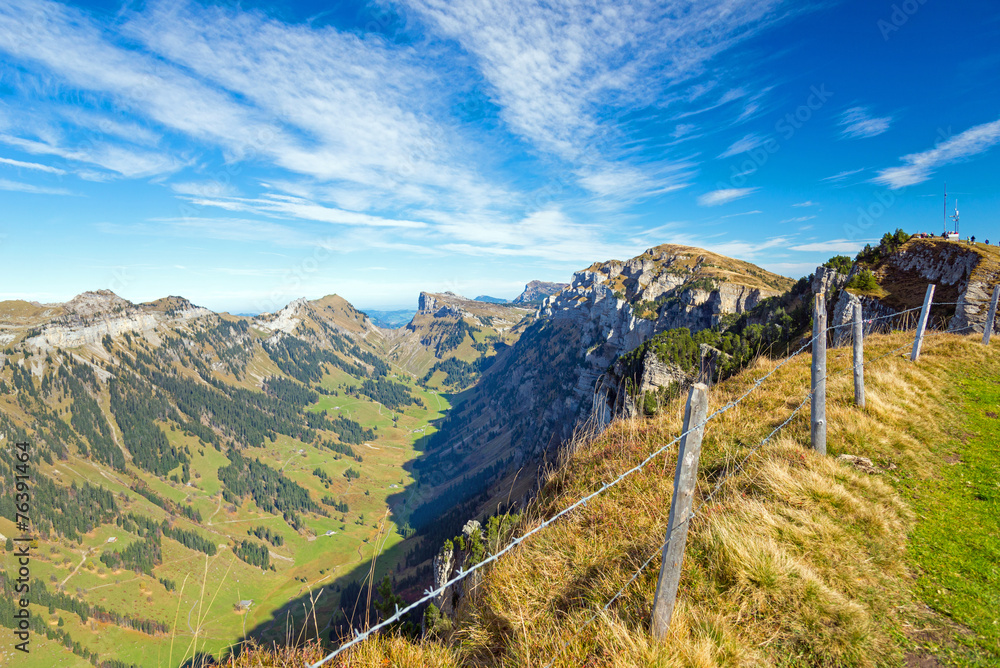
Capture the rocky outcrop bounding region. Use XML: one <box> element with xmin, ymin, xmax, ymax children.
<box><xmin>953</xmin><ymin>276</ymin><xmax>1000</xmax><ymax>335</ymax></box>
<box><xmin>874</xmin><ymin>239</ymin><xmax>1000</xmax><ymax>335</ymax></box>
<box><xmin>412</xmin><ymin>244</ymin><xmax>794</xmax><ymax>521</ymax></box>
<box><xmin>812</xmin><ymin>266</ymin><xmax>848</xmax><ymax>301</ymax></box>
<box><xmin>432</xmin><ymin>542</ymin><xmax>456</xmax><ymax>615</ymax></box>
<box><xmin>830</xmin><ymin>291</ymin><xmax>901</xmax><ymax>347</ymax></box>
<box><xmin>608</xmin><ymin>348</ymin><xmax>691</xmax><ymax>417</ymax></box>
<box><xmin>431</xmin><ymin>520</ymin><xmax>483</xmax><ymax>617</ymax></box>
<box><xmin>253</xmin><ymin>297</ymin><xmax>308</xmax><ymax>335</ymax></box>
<box><xmin>26</xmin><ymin>290</ymin><xmax>211</xmax><ymax>350</ymax></box>
<box><xmin>512</xmin><ymin>280</ymin><xmax>568</xmax><ymax>305</ymax></box>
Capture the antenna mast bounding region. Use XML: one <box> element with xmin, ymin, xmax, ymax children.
<box><xmin>943</xmin><ymin>182</ymin><xmax>947</xmax><ymax>235</ymax></box>
<box><xmin>951</xmin><ymin>199</ymin><xmax>959</xmax><ymax>237</ymax></box>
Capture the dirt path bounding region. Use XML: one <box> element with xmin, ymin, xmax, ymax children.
<box><xmin>60</xmin><ymin>548</ymin><xmax>92</xmax><ymax>587</ymax></box>
<box><xmin>280</xmin><ymin>451</ymin><xmax>304</xmax><ymax>472</ymax></box>
<box><xmin>206</xmin><ymin>494</ymin><xmax>223</xmax><ymax>526</ymax></box>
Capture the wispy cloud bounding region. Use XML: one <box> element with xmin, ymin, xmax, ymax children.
<box><xmin>184</xmin><ymin>194</ymin><xmax>429</xmax><ymax>229</ymax></box>
<box><xmin>171</xmin><ymin>181</ymin><xmax>238</xmax><ymax>198</ymax></box>
<box><xmin>0</xmin><ymin>156</ymin><xmax>66</xmax><ymax>174</ymax></box>
<box><xmin>0</xmin><ymin>178</ymin><xmax>76</xmax><ymax>195</ymax></box>
<box><xmin>821</xmin><ymin>167</ymin><xmax>865</xmax><ymax>183</ymax></box>
<box><xmin>873</xmin><ymin>117</ymin><xmax>1000</xmax><ymax>189</ymax></box>
<box><xmin>697</xmin><ymin>187</ymin><xmax>758</xmax><ymax>206</ymax></box>
<box><xmin>0</xmin><ymin>133</ymin><xmax>184</xmax><ymax>178</ymax></box>
<box><xmin>780</xmin><ymin>215</ymin><xmax>816</xmax><ymax>223</ymax></box>
<box><xmin>792</xmin><ymin>200</ymin><xmax>816</xmax><ymax>207</ymax></box>
<box><xmin>98</xmin><ymin>218</ymin><xmax>317</xmax><ymax>247</ymax></box>
<box><xmin>0</xmin><ymin>0</ymin><xmax>505</xmax><ymax>209</ymax></box>
<box><xmin>720</xmin><ymin>210</ymin><xmax>762</xmax><ymax>218</ymax></box>
<box><xmin>401</xmin><ymin>0</ymin><xmax>794</xmax><ymax>198</ymax></box>
<box><xmin>789</xmin><ymin>238</ymin><xmax>874</xmax><ymax>252</ymax></box>
<box><xmin>718</xmin><ymin>133</ymin><xmax>765</xmax><ymax>159</ymax></box>
<box><xmin>839</xmin><ymin>106</ymin><xmax>892</xmax><ymax>139</ymax></box>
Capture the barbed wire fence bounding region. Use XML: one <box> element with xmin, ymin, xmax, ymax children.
<box><xmin>307</xmin><ymin>282</ymin><xmax>1000</xmax><ymax>668</ymax></box>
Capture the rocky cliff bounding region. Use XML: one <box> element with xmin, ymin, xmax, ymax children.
<box><xmin>512</xmin><ymin>280</ymin><xmax>569</xmax><ymax>305</ymax></box>
<box><xmin>819</xmin><ymin>238</ymin><xmax>1000</xmax><ymax>349</ymax></box>
<box><xmin>23</xmin><ymin>290</ymin><xmax>213</xmax><ymax>351</ymax></box>
<box><xmin>408</xmin><ymin>245</ymin><xmax>793</xmax><ymax>528</ymax></box>
<box><xmin>384</xmin><ymin>291</ymin><xmax>533</xmax><ymax>379</ymax></box>
<box><xmin>824</xmin><ymin>239</ymin><xmax>1000</xmax><ymax>340</ymax></box>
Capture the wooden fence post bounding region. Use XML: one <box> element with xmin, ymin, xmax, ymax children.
<box><xmin>651</xmin><ymin>382</ymin><xmax>709</xmax><ymax>640</ymax></box>
<box><xmin>983</xmin><ymin>285</ymin><xmax>1000</xmax><ymax>345</ymax></box>
<box><xmin>853</xmin><ymin>301</ymin><xmax>865</xmax><ymax>408</ymax></box>
<box><xmin>811</xmin><ymin>294</ymin><xmax>827</xmax><ymax>455</ymax></box>
<box><xmin>911</xmin><ymin>284</ymin><xmax>936</xmax><ymax>362</ymax></box>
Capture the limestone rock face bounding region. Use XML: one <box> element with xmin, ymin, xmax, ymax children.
<box><xmin>874</xmin><ymin>239</ymin><xmax>1000</xmax><ymax>335</ymax></box>
<box><xmin>953</xmin><ymin>277</ymin><xmax>1000</xmax><ymax>335</ymax></box>
<box><xmin>512</xmin><ymin>280</ymin><xmax>568</xmax><ymax>305</ymax></box>
<box><xmin>830</xmin><ymin>290</ymin><xmax>901</xmax><ymax>347</ymax></box>
<box><xmin>432</xmin><ymin>542</ymin><xmax>456</xmax><ymax>615</ymax></box>
<box><xmin>26</xmin><ymin>291</ymin><xmax>211</xmax><ymax>351</ymax></box>
<box><xmin>417</xmin><ymin>244</ymin><xmax>793</xmax><ymax>514</ymax></box>
<box><xmin>253</xmin><ymin>298</ymin><xmax>308</xmax><ymax>335</ymax></box>
<box><xmin>608</xmin><ymin>348</ymin><xmax>691</xmax><ymax>417</ymax></box>
<box><xmin>812</xmin><ymin>266</ymin><xmax>848</xmax><ymax>300</ymax></box>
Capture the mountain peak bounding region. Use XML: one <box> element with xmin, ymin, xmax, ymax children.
<box><xmin>64</xmin><ymin>290</ymin><xmax>135</xmax><ymax>317</ymax></box>
<box><xmin>512</xmin><ymin>280</ymin><xmax>568</xmax><ymax>305</ymax></box>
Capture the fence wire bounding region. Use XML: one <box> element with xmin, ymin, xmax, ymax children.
<box><xmin>308</xmin><ymin>290</ymin><xmax>995</xmax><ymax>668</ymax></box>
<box><xmin>537</xmin><ymin>319</ymin><xmax>962</xmax><ymax>667</ymax></box>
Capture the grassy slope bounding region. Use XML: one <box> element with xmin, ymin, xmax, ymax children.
<box><xmin>0</xmin><ymin>364</ymin><xmax>450</xmax><ymax>668</ymax></box>
<box><xmin>231</xmin><ymin>328</ymin><xmax>999</xmax><ymax>667</ymax></box>
<box><xmin>591</xmin><ymin>244</ymin><xmax>796</xmax><ymax>295</ymax></box>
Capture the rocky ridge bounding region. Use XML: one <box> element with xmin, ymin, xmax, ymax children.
<box><xmin>411</xmin><ymin>245</ymin><xmax>793</xmax><ymax>524</ymax></box>
<box><xmin>23</xmin><ymin>290</ymin><xmax>212</xmax><ymax>351</ymax></box>
<box><xmin>512</xmin><ymin>280</ymin><xmax>568</xmax><ymax>305</ymax></box>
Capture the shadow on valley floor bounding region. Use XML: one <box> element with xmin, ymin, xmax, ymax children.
<box><xmin>237</xmin><ymin>387</ymin><xmax>483</xmax><ymax>661</ymax></box>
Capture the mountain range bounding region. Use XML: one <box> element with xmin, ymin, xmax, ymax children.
<box><xmin>2</xmin><ymin>236</ymin><xmax>998</xmax><ymax>667</ymax></box>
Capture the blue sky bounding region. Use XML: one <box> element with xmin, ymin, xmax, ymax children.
<box><xmin>1</xmin><ymin>0</ymin><xmax>999</xmax><ymax>312</ymax></box>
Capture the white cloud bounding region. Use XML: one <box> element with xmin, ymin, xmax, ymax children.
<box><xmin>184</xmin><ymin>194</ymin><xmax>429</xmax><ymax>229</ymax></box>
<box><xmin>0</xmin><ymin>0</ymin><xmax>506</xmax><ymax>210</ymax></box>
<box><xmin>780</xmin><ymin>215</ymin><xmax>816</xmax><ymax>223</ymax></box>
<box><xmin>672</xmin><ymin>123</ymin><xmax>697</xmax><ymax>138</ymax></box>
<box><xmin>792</xmin><ymin>200</ymin><xmax>816</xmax><ymax>207</ymax></box>
<box><xmin>0</xmin><ymin>156</ymin><xmax>66</xmax><ymax>174</ymax></box>
<box><xmin>0</xmin><ymin>177</ymin><xmax>76</xmax><ymax>195</ymax></box>
<box><xmin>171</xmin><ymin>181</ymin><xmax>238</xmax><ymax>198</ymax></box>
<box><xmin>760</xmin><ymin>261</ymin><xmax>815</xmax><ymax>278</ymax></box>
<box><xmin>401</xmin><ymin>0</ymin><xmax>793</xmax><ymax>197</ymax></box>
<box><xmin>99</xmin><ymin>217</ymin><xmax>317</xmax><ymax>247</ymax></box>
<box><xmin>839</xmin><ymin>106</ymin><xmax>892</xmax><ymax>139</ymax></box>
<box><xmin>718</xmin><ymin>133</ymin><xmax>765</xmax><ymax>159</ymax></box>
<box><xmin>821</xmin><ymin>167</ymin><xmax>865</xmax><ymax>183</ymax></box>
<box><xmin>720</xmin><ymin>209</ymin><xmax>762</xmax><ymax>218</ymax></box>
<box><xmin>697</xmin><ymin>187</ymin><xmax>758</xmax><ymax>206</ymax></box>
<box><xmin>873</xmin><ymin>117</ymin><xmax>1000</xmax><ymax>189</ymax></box>
<box><xmin>0</xmin><ymin>133</ymin><xmax>184</xmax><ymax>178</ymax></box>
<box><xmin>789</xmin><ymin>238</ymin><xmax>874</xmax><ymax>253</ymax></box>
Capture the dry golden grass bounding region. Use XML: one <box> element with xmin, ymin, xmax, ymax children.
<box><xmin>236</xmin><ymin>329</ymin><xmax>999</xmax><ymax>668</ymax></box>
<box><xmin>589</xmin><ymin>244</ymin><xmax>795</xmax><ymax>294</ymax></box>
